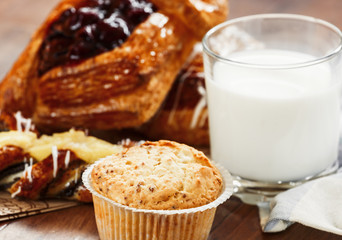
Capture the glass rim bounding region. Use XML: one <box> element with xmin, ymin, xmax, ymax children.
<box><xmin>202</xmin><ymin>14</ymin><xmax>342</xmax><ymax>70</ymax></box>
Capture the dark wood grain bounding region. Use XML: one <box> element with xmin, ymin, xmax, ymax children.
<box><xmin>0</xmin><ymin>0</ymin><xmax>342</xmax><ymax>239</ymax></box>
<box><xmin>0</xmin><ymin>204</ymin><xmax>99</xmax><ymax>239</ymax></box>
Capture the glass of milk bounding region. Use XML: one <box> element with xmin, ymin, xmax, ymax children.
<box><xmin>203</xmin><ymin>14</ymin><xmax>342</xmax><ymax>202</ymax></box>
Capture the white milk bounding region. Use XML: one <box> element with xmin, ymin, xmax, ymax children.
<box><xmin>206</xmin><ymin>49</ymin><xmax>341</xmax><ymax>182</ymax></box>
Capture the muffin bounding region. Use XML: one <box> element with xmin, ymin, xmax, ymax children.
<box><xmin>83</xmin><ymin>140</ymin><xmax>233</xmax><ymax>240</ymax></box>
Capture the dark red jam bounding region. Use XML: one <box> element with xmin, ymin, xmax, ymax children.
<box><xmin>38</xmin><ymin>0</ymin><xmax>157</xmax><ymax>75</ymax></box>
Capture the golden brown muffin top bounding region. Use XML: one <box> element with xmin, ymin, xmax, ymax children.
<box><xmin>91</xmin><ymin>140</ymin><xmax>222</xmax><ymax>210</ymax></box>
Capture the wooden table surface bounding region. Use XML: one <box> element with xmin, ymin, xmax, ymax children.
<box><xmin>0</xmin><ymin>0</ymin><xmax>342</xmax><ymax>239</ymax></box>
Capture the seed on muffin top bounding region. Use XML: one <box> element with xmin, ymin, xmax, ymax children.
<box><xmin>91</xmin><ymin>140</ymin><xmax>223</xmax><ymax>210</ymax></box>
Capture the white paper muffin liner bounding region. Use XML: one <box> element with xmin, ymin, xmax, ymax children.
<box><xmin>82</xmin><ymin>157</ymin><xmax>234</xmax><ymax>240</ymax></box>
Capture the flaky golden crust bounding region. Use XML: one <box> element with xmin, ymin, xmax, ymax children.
<box><xmin>35</xmin><ymin>13</ymin><xmax>196</xmax><ymax>129</ymax></box>
<box><xmin>0</xmin><ymin>115</ymin><xmax>121</xmax><ymax>202</ymax></box>
<box><xmin>0</xmin><ymin>146</ymin><xmax>92</xmax><ymax>202</ymax></box>
<box><xmin>150</xmin><ymin>0</ymin><xmax>229</xmax><ymax>38</ymax></box>
<box><xmin>0</xmin><ymin>0</ymin><xmax>228</xmax><ymax>131</ymax></box>
<box><xmin>142</xmin><ymin>46</ymin><xmax>209</xmax><ymax>146</ymax></box>
<box><xmin>9</xmin><ymin>150</ymin><xmax>78</xmax><ymax>199</ymax></box>
<box><xmin>0</xmin><ymin>145</ymin><xmax>28</xmax><ymax>172</ymax></box>
<box><xmin>0</xmin><ymin>0</ymin><xmax>75</xmax><ymax>118</ymax></box>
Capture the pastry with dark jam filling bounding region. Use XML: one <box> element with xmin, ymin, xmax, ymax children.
<box><xmin>0</xmin><ymin>0</ymin><xmax>228</xmax><ymax>132</ymax></box>
<box><xmin>39</xmin><ymin>0</ymin><xmax>156</xmax><ymax>75</ymax></box>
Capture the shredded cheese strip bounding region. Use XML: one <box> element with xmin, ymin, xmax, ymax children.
<box><xmin>24</xmin><ymin>118</ymin><xmax>32</xmax><ymax>133</ymax></box>
<box><xmin>11</xmin><ymin>186</ymin><xmax>21</xmax><ymax>198</ymax></box>
<box><xmin>51</xmin><ymin>146</ymin><xmax>58</xmax><ymax>178</ymax></box>
<box><xmin>14</xmin><ymin>112</ymin><xmax>23</xmax><ymax>132</ymax></box>
<box><xmin>74</xmin><ymin>169</ymin><xmax>78</xmax><ymax>184</ymax></box>
<box><xmin>23</xmin><ymin>157</ymin><xmax>34</xmax><ymax>183</ymax></box>
<box><xmin>190</xmin><ymin>85</ymin><xmax>207</xmax><ymax>129</ymax></box>
<box><xmin>14</xmin><ymin>111</ymin><xmax>33</xmax><ymax>133</ymax></box>
<box><xmin>64</xmin><ymin>150</ymin><xmax>70</xmax><ymax>168</ymax></box>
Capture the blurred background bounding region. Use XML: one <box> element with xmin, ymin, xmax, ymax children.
<box><xmin>0</xmin><ymin>0</ymin><xmax>342</xmax><ymax>79</ymax></box>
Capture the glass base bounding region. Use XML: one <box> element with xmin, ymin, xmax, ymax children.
<box><xmin>233</xmin><ymin>160</ymin><xmax>339</xmax><ymax>205</ymax></box>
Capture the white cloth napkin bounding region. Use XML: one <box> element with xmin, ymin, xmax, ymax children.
<box><xmin>258</xmin><ymin>170</ymin><xmax>342</xmax><ymax>235</ymax></box>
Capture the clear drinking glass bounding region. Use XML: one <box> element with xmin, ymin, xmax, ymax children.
<box><xmin>202</xmin><ymin>14</ymin><xmax>342</xmax><ymax>204</ymax></box>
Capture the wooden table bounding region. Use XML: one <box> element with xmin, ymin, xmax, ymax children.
<box><xmin>0</xmin><ymin>0</ymin><xmax>342</xmax><ymax>239</ymax></box>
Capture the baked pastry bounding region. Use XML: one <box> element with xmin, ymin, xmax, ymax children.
<box><xmin>91</xmin><ymin>140</ymin><xmax>222</xmax><ymax>210</ymax></box>
<box><xmin>141</xmin><ymin>44</ymin><xmax>209</xmax><ymax>146</ymax></box>
<box><xmin>0</xmin><ymin>0</ymin><xmax>228</xmax><ymax>131</ymax></box>
<box><xmin>85</xmin><ymin>140</ymin><xmax>231</xmax><ymax>240</ymax></box>
<box><xmin>0</xmin><ymin>113</ymin><xmax>123</xmax><ymax>202</ymax></box>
